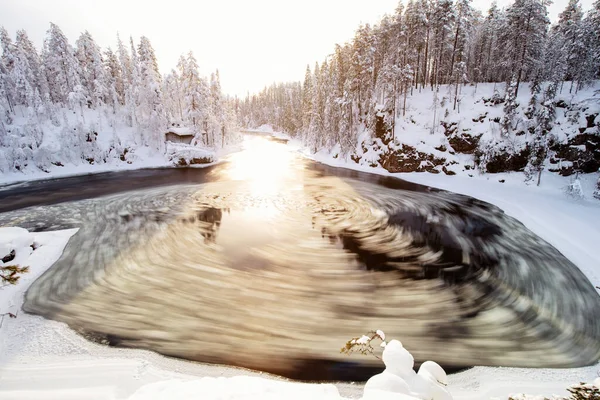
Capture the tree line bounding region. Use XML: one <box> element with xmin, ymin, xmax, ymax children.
<box><xmin>237</xmin><ymin>0</ymin><xmax>600</xmax><ymax>159</ymax></box>
<box><xmin>0</xmin><ymin>23</ymin><xmax>237</xmax><ymax>172</ymax></box>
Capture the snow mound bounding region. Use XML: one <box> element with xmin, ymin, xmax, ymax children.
<box><xmin>365</xmin><ymin>340</ymin><xmax>453</xmax><ymax>400</ymax></box>
<box><xmin>166</xmin><ymin>142</ymin><xmax>216</xmax><ymax>166</ymax></box>
<box><xmin>0</xmin><ymin>227</ymin><xmax>34</xmax><ymax>266</ymax></box>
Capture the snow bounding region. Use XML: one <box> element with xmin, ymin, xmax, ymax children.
<box><xmin>364</xmin><ymin>340</ymin><xmax>452</xmax><ymax>400</ymax></box>
<box><xmin>166</xmin><ymin>127</ymin><xmax>194</xmax><ymax>136</ymax></box>
<box><xmin>249</xmin><ymin>124</ymin><xmax>275</xmax><ymax>133</ymax></box>
<box><xmin>165</xmin><ymin>142</ymin><xmax>216</xmax><ymax>165</ymax></box>
<box><xmin>356</xmin><ymin>335</ymin><xmax>371</xmax><ymax>345</ymax></box>
<box><xmin>127</xmin><ymin>377</ymin><xmax>341</xmax><ymax>400</ymax></box>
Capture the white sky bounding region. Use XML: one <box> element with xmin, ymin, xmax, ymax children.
<box><xmin>0</xmin><ymin>0</ymin><xmax>595</xmax><ymax>97</ymax></box>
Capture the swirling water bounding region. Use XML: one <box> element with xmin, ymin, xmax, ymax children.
<box><xmin>1</xmin><ymin>135</ymin><xmax>599</xmax><ymax>381</ymax></box>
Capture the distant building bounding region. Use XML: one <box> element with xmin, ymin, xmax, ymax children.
<box><xmin>165</xmin><ymin>127</ymin><xmax>195</xmax><ymax>145</ymax></box>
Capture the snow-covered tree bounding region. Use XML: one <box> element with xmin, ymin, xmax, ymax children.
<box><xmin>15</xmin><ymin>30</ymin><xmax>48</xmax><ymax>100</ymax></box>
<box><xmin>553</xmin><ymin>0</ymin><xmax>587</xmax><ymax>91</ymax></box>
<box><xmin>500</xmin><ymin>80</ymin><xmax>518</xmax><ymax>136</ymax></box>
<box><xmin>42</xmin><ymin>23</ymin><xmax>81</xmax><ymax>105</ymax></box>
<box><xmin>136</xmin><ymin>36</ymin><xmax>166</xmax><ymax>149</ymax></box>
<box><xmin>525</xmin><ymin>82</ymin><xmax>557</xmax><ymax>185</ymax></box>
<box><xmin>76</xmin><ymin>31</ymin><xmax>107</xmax><ymax>108</ymax></box>
<box><xmin>181</xmin><ymin>51</ymin><xmax>209</xmax><ymax>142</ymax></box>
<box><xmin>581</xmin><ymin>0</ymin><xmax>600</xmax><ymax>82</ymax></box>
<box><xmin>501</xmin><ymin>0</ymin><xmax>550</xmax><ymax>96</ymax></box>
<box><xmin>104</xmin><ymin>47</ymin><xmax>124</xmax><ymax>109</ymax></box>
<box><xmin>594</xmin><ymin>177</ymin><xmax>600</xmax><ymax>200</ymax></box>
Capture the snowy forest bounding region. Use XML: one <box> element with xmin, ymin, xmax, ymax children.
<box><xmin>0</xmin><ymin>23</ymin><xmax>238</xmax><ymax>174</ymax></box>
<box><xmin>238</xmin><ymin>0</ymin><xmax>600</xmax><ymax>192</ymax></box>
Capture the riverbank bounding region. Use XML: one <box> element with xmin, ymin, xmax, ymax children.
<box><xmin>0</xmin><ymin>143</ymin><xmax>244</xmax><ymax>188</ymax></box>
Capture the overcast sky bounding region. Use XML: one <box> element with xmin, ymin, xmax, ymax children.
<box><xmin>1</xmin><ymin>0</ymin><xmax>595</xmax><ymax>97</ymax></box>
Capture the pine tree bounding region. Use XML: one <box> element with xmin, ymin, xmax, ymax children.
<box><xmin>0</xmin><ymin>27</ymin><xmax>16</xmax><ymax>114</ymax></box>
<box><xmin>301</xmin><ymin>64</ymin><xmax>313</xmax><ymax>141</ymax></box>
<box><xmin>15</xmin><ymin>30</ymin><xmax>48</xmax><ymax>99</ymax></box>
<box><xmin>501</xmin><ymin>80</ymin><xmax>518</xmax><ymax>136</ymax></box>
<box><xmin>525</xmin><ymin>82</ymin><xmax>556</xmax><ymax>185</ymax></box>
<box><xmin>581</xmin><ymin>0</ymin><xmax>600</xmax><ymax>82</ymax></box>
<box><xmin>502</xmin><ymin>0</ymin><xmax>550</xmax><ymax>96</ymax></box>
<box><xmin>430</xmin><ymin>0</ymin><xmax>455</xmax><ymax>87</ymax></box>
<box><xmin>125</xmin><ymin>36</ymin><xmax>141</xmax><ymax>129</ymax></box>
<box><xmin>181</xmin><ymin>51</ymin><xmax>209</xmax><ymax>144</ymax></box>
<box><xmin>104</xmin><ymin>47</ymin><xmax>124</xmax><ymax>108</ymax></box>
<box><xmin>404</xmin><ymin>0</ymin><xmax>430</xmax><ymax>90</ymax></box>
<box><xmin>555</xmin><ymin>0</ymin><xmax>586</xmax><ymax>91</ymax></box>
<box><xmin>42</xmin><ymin>23</ymin><xmax>82</xmax><ymax>105</ymax></box>
<box><xmin>76</xmin><ymin>31</ymin><xmax>107</xmax><ymax>108</ymax></box>
<box><xmin>136</xmin><ymin>36</ymin><xmax>166</xmax><ymax>149</ymax></box>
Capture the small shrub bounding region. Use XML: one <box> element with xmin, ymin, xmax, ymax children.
<box><xmin>1</xmin><ymin>265</ymin><xmax>30</xmax><ymax>285</ymax></box>
<box><xmin>341</xmin><ymin>330</ymin><xmax>386</xmax><ymax>360</ymax></box>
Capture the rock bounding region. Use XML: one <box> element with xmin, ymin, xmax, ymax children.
<box><xmin>2</xmin><ymin>249</ymin><xmax>15</xmax><ymax>263</ymax></box>
<box><xmin>442</xmin><ymin>166</ymin><xmax>456</xmax><ymax>176</ymax></box>
<box><xmin>555</xmin><ymin>99</ymin><xmax>569</xmax><ymax>108</ymax></box>
<box><xmin>176</xmin><ymin>156</ymin><xmax>213</xmax><ymax>166</ymax></box>
<box><xmin>440</xmin><ymin>121</ymin><xmax>458</xmax><ymax>137</ymax></box>
<box><xmin>364</xmin><ymin>340</ymin><xmax>453</xmax><ymax>400</ymax></box>
<box><xmin>478</xmin><ymin>147</ymin><xmax>530</xmax><ymax>173</ymax></box>
<box><xmin>448</xmin><ymin>134</ymin><xmax>481</xmax><ymax>154</ymax></box>
<box><xmin>586</xmin><ymin>113</ymin><xmax>598</xmax><ymax>128</ymax></box>
<box><xmin>375</xmin><ymin>114</ymin><xmax>394</xmax><ymax>144</ymax></box>
<box><xmin>472</xmin><ymin>112</ymin><xmax>488</xmax><ymax>123</ymax></box>
<box><xmin>380</xmin><ymin>145</ymin><xmax>446</xmax><ymax>173</ymax></box>
<box><xmin>550</xmin><ymin>133</ymin><xmax>600</xmax><ymax>176</ymax></box>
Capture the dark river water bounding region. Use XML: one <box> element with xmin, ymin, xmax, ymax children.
<box><xmin>1</xmin><ymin>135</ymin><xmax>599</xmax><ymax>381</ymax></box>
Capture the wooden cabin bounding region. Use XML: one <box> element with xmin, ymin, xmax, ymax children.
<box><xmin>165</xmin><ymin>127</ymin><xmax>195</xmax><ymax>145</ymax></box>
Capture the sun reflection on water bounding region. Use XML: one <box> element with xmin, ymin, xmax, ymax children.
<box><xmin>223</xmin><ymin>136</ymin><xmax>299</xmax><ymax>198</ymax></box>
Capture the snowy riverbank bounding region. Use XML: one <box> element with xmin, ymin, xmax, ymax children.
<box><xmin>0</xmin><ymin>139</ymin><xmax>242</xmax><ymax>187</ymax></box>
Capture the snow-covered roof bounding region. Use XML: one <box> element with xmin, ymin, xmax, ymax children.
<box><xmin>165</xmin><ymin>127</ymin><xmax>194</xmax><ymax>136</ymax></box>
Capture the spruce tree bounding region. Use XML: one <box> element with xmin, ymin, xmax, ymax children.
<box><xmin>42</xmin><ymin>23</ymin><xmax>82</xmax><ymax>105</ymax></box>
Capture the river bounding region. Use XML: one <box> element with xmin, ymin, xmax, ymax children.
<box><xmin>1</xmin><ymin>135</ymin><xmax>599</xmax><ymax>381</ymax></box>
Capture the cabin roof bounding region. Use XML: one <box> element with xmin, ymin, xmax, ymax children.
<box><xmin>165</xmin><ymin>127</ymin><xmax>194</xmax><ymax>137</ymax></box>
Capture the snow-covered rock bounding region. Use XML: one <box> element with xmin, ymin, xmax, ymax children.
<box><xmin>166</xmin><ymin>142</ymin><xmax>216</xmax><ymax>166</ymax></box>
